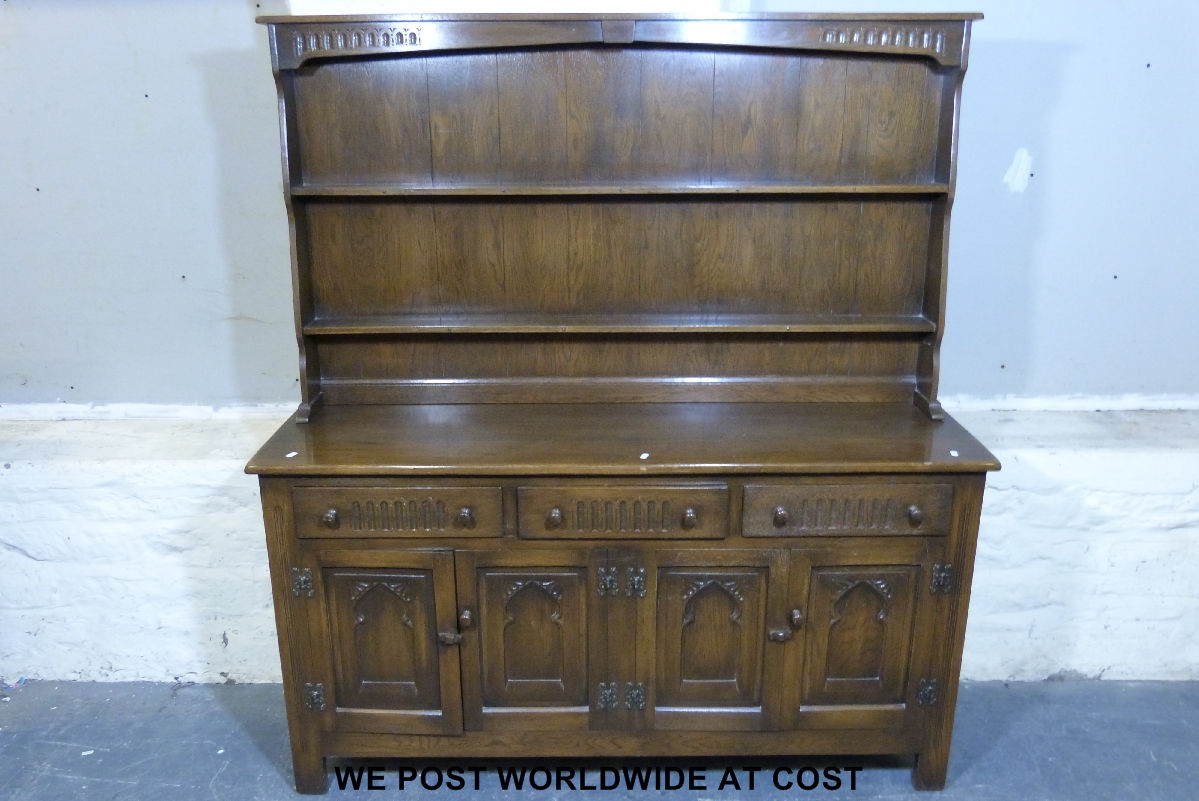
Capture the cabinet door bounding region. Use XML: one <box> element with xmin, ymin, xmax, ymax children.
<box><xmin>456</xmin><ymin>548</ymin><xmax>603</xmax><ymax>731</ymax></box>
<box><xmin>639</xmin><ymin>548</ymin><xmax>790</xmax><ymax>731</ymax></box>
<box><xmin>319</xmin><ymin>550</ymin><xmax>463</xmax><ymax>735</ymax></box>
<box><xmin>784</xmin><ymin>539</ymin><xmax>943</xmax><ymax>731</ymax></box>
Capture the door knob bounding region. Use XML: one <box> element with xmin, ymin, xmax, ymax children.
<box><xmin>547</xmin><ymin>507</ymin><xmax>565</xmax><ymax>528</ymax></box>
<box><xmin>321</xmin><ymin>509</ymin><xmax>339</xmax><ymax>529</ymax></box>
<box><xmin>681</xmin><ymin>507</ymin><xmax>699</xmax><ymax>530</ymax></box>
<box><xmin>907</xmin><ymin>504</ymin><xmax>924</xmax><ymax>526</ymax></box>
<box><xmin>455</xmin><ymin>507</ymin><xmax>476</xmax><ymax>529</ymax></box>
<box><xmin>788</xmin><ymin>608</ymin><xmax>805</xmax><ymax>629</ymax></box>
<box><xmin>458</xmin><ymin>609</ymin><xmax>474</xmax><ymax>629</ymax></box>
<box><xmin>773</xmin><ymin>506</ymin><xmax>789</xmax><ymax>528</ymax></box>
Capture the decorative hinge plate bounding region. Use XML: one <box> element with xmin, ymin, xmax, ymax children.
<box><xmin>303</xmin><ymin>682</ymin><xmax>326</xmax><ymax>711</ymax></box>
<box><xmin>598</xmin><ymin>567</ymin><xmax>619</xmax><ymax>597</ymax></box>
<box><xmin>625</xmin><ymin>682</ymin><xmax>646</xmax><ymax>710</ymax></box>
<box><xmin>626</xmin><ymin>566</ymin><xmax>646</xmax><ymax>598</ymax></box>
<box><xmin>930</xmin><ymin>563</ymin><xmax>955</xmax><ymax>594</ymax></box>
<box><xmin>917</xmin><ymin>678</ymin><xmax>940</xmax><ymax>707</ymax></box>
<box><xmin>291</xmin><ymin>567</ymin><xmax>314</xmax><ymax>598</ymax></box>
<box><xmin>597</xmin><ymin>682</ymin><xmax>618</xmax><ymax>710</ymax></box>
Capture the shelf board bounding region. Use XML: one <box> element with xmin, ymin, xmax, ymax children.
<box><xmin>291</xmin><ymin>183</ymin><xmax>950</xmax><ymax>198</ymax></box>
<box><xmin>303</xmin><ymin>313</ymin><xmax>937</xmax><ymax>336</ymax></box>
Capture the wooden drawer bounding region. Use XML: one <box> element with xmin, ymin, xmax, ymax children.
<box><xmin>292</xmin><ymin>486</ymin><xmax>503</xmax><ymax>538</ymax></box>
<box><xmin>742</xmin><ymin>482</ymin><xmax>953</xmax><ymax>537</ymax></box>
<box><xmin>518</xmin><ymin>484</ymin><xmax>728</xmax><ymax>539</ymax></box>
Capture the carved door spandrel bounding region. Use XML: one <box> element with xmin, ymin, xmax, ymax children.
<box><xmin>456</xmin><ymin>549</ymin><xmax>601</xmax><ymax>731</ymax></box>
<box><xmin>321</xmin><ymin>550</ymin><xmax>463</xmax><ymax>735</ymax></box>
<box><xmin>642</xmin><ymin>549</ymin><xmax>789</xmax><ymax>731</ymax></box>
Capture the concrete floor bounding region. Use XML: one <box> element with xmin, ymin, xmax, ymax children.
<box><xmin>0</xmin><ymin>681</ymin><xmax>1196</xmax><ymax>800</ymax></box>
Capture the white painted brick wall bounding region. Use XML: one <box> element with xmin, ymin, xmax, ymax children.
<box><xmin>955</xmin><ymin>411</ymin><xmax>1199</xmax><ymax>680</ymax></box>
<box><xmin>1</xmin><ymin>408</ymin><xmax>1196</xmax><ymax>682</ymax></box>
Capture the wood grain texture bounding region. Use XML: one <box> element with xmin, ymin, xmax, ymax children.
<box><xmin>303</xmin><ymin>199</ymin><xmax>932</xmax><ymax>318</ymax></box>
<box><xmin>258</xmin><ymin>478</ymin><xmax>327</xmax><ymax>793</ymax></box>
<box><xmin>322</xmin><ymin>727</ymin><xmax>916</xmax><ymax>758</ymax></box>
<box><xmin>292</xmin><ymin>49</ymin><xmax>941</xmax><ymax>188</ymax></box>
<box><xmin>246</xmin><ymin>404</ymin><xmax>998</xmax><ymax>477</ymax></box>
<box><xmin>292</xmin><ymin>485</ymin><xmax>503</xmax><ymax>538</ymax></box>
<box><xmin>456</xmin><ymin>549</ymin><xmax>595</xmax><ymax>731</ymax></box>
<box><xmin>912</xmin><ymin>474</ymin><xmax>985</xmax><ymax>790</ymax></box>
<box><xmin>742</xmin><ymin>481</ymin><xmax>953</xmax><ymax>538</ymax></box>
<box><xmin>517</xmin><ymin>484</ymin><xmax>729</xmax><ymax>540</ymax></box>
<box><xmin>647</xmin><ymin>549</ymin><xmax>788</xmax><ymax>731</ymax></box>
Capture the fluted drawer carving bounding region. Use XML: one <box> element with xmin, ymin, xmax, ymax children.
<box><xmin>293</xmin><ymin>486</ymin><xmax>502</xmax><ymax>538</ymax></box>
<box><xmin>742</xmin><ymin>483</ymin><xmax>953</xmax><ymax>538</ymax></box>
<box><xmin>517</xmin><ymin>484</ymin><xmax>728</xmax><ymax>539</ymax></box>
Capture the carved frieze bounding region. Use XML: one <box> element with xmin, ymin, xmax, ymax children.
<box><xmin>350</xmin><ymin>499</ymin><xmax>448</xmax><ymax>533</ymax></box>
<box><xmin>572</xmin><ymin>498</ymin><xmax>675</xmax><ymax>533</ymax></box>
<box><xmin>821</xmin><ymin>26</ymin><xmax>945</xmax><ymax>55</ymax></box>
<box><xmin>294</xmin><ymin>26</ymin><xmax>422</xmax><ymax>61</ymax></box>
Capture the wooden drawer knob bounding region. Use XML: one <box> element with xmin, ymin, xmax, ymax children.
<box><xmin>458</xmin><ymin>609</ymin><xmax>474</xmax><ymax>629</ymax></box>
<box><xmin>547</xmin><ymin>507</ymin><xmax>565</xmax><ymax>528</ymax></box>
<box><xmin>789</xmin><ymin>608</ymin><xmax>805</xmax><ymax>629</ymax></box>
<box><xmin>455</xmin><ymin>507</ymin><xmax>476</xmax><ymax>529</ymax></box>
<box><xmin>772</xmin><ymin>506</ymin><xmax>788</xmax><ymax>528</ymax></box>
<box><xmin>907</xmin><ymin>504</ymin><xmax>924</xmax><ymax>526</ymax></box>
<box><xmin>681</xmin><ymin>507</ymin><xmax>699</xmax><ymax>530</ymax></box>
<box><xmin>321</xmin><ymin>509</ymin><xmax>339</xmax><ymax>529</ymax></box>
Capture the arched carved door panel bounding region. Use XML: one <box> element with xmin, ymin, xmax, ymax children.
<box><xmin>644</xmin><ymin>548</ymin><xmax>789</xmax><ymax>732</ymax></box>
<box><xmin>782</xmin><ymin>538</ymin><xmax>945</xmax><ymax>732</ymax></box>
<box><xmin>456</xmin><ymin>549</ymin><xmax>599</xmax><ymax>731</ymax></box>
<box><xmin>320</xmin><ymin>549</ymin><xmax>463</xmax><ymax>735</ymax></box>
<box><xmin>804</xmin><ymin>566</ymin><xmax>917</xmax><ymax>706</ymax></box>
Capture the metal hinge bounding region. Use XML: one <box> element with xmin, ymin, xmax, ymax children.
<box><xmin>303</xmin><ymin>682</ymin><xmax>326</xmax><ymax>711</ymax></box>
<box><xmin>598</xmin><ymin>567</ymin><xmax>619</xmax><ymax>597</ymax></box>
<box><xmin>291</xmin><ymin>567</ymin><xmax>314</xmax><ymax>598</ymax></box>
<box><xmin>917</xmin><ymin>678</ymin><xmax>940</xmax><ymax>707</ymax></box>
<box><xmin>626</xmin><ymin>567</ymin><xmax>646</xmax><ymax>598</ymax></box>
<box><xmin>597</xmin><ymin>682</ymin><xmax>618</xmax><ymax>710</ymax></box>
<box><xmin>625</xmin><ymin>682</ymin><xmax>646</xmax><ymax>710</ymax></box>
<box><xmin>930</xmin><ymin>563</ymin><xmax>955</xmax><ymax>594</ymax></box>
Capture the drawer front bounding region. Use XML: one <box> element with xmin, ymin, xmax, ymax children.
<box><xmin>293</xmin><ymin>486</ymin><xmax>503</xmax><ymax>538</ymax></box>
<box><xmin>742</xmin><ymin>482</ymin><xmax>953</xmax><ymax>537</ymax></box>
<box><xmin>518</xmin><ymin>484</ymin><xmax>728</xmax><ymax>539</ymax></box>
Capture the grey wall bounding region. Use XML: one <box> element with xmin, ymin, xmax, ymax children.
<box><xmin>3</xmin><ymin>0</ymin><xmax>1197</xmax><ymax>405</ymax></box>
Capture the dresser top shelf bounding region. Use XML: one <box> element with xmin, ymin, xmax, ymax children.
<box><xmin>246</xmin><ymin>403</ymin><xmax>999</xmax><ymax>477</ymax></box>
<box><xmin>260</xmin><ymin>13</ymin><xmax>983</xmax><ymax>22</ymax></box>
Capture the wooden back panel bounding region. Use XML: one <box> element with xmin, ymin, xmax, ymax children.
<box><xmin>262</xmin><ymin>15</ymin><xmax>976</xmax><ymax>419</ymax></box>
<box><xmin>292</xmin><ymin>50</ymin><xmax>944</xmax><ymax>187</ymax></box>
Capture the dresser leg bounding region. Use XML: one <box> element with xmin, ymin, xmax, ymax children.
<box><xmin>911</xmin><ymin>748</ymin><xmax>949</xmax><ymax>790</ymax></box>
<box><xmin>292</xmin><ymin>751</ymin><xmax>328</xmax><ymax>794</ymax></box>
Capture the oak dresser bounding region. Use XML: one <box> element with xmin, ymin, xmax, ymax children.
<box><xmin>247</xmin><ymin>13</ymin><xmax>997</xmax><ymax>793</ymax></box>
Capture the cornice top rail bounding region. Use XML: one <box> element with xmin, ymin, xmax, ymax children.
<box><xmin>257</xmin><ymin>13</ymin><xmax>983</xmax><ymax>24</ymax></box>
<box><xmin>264</xmin><ymin>14</ymin><xmax>978</xmax><ymax>70</ymax></box>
